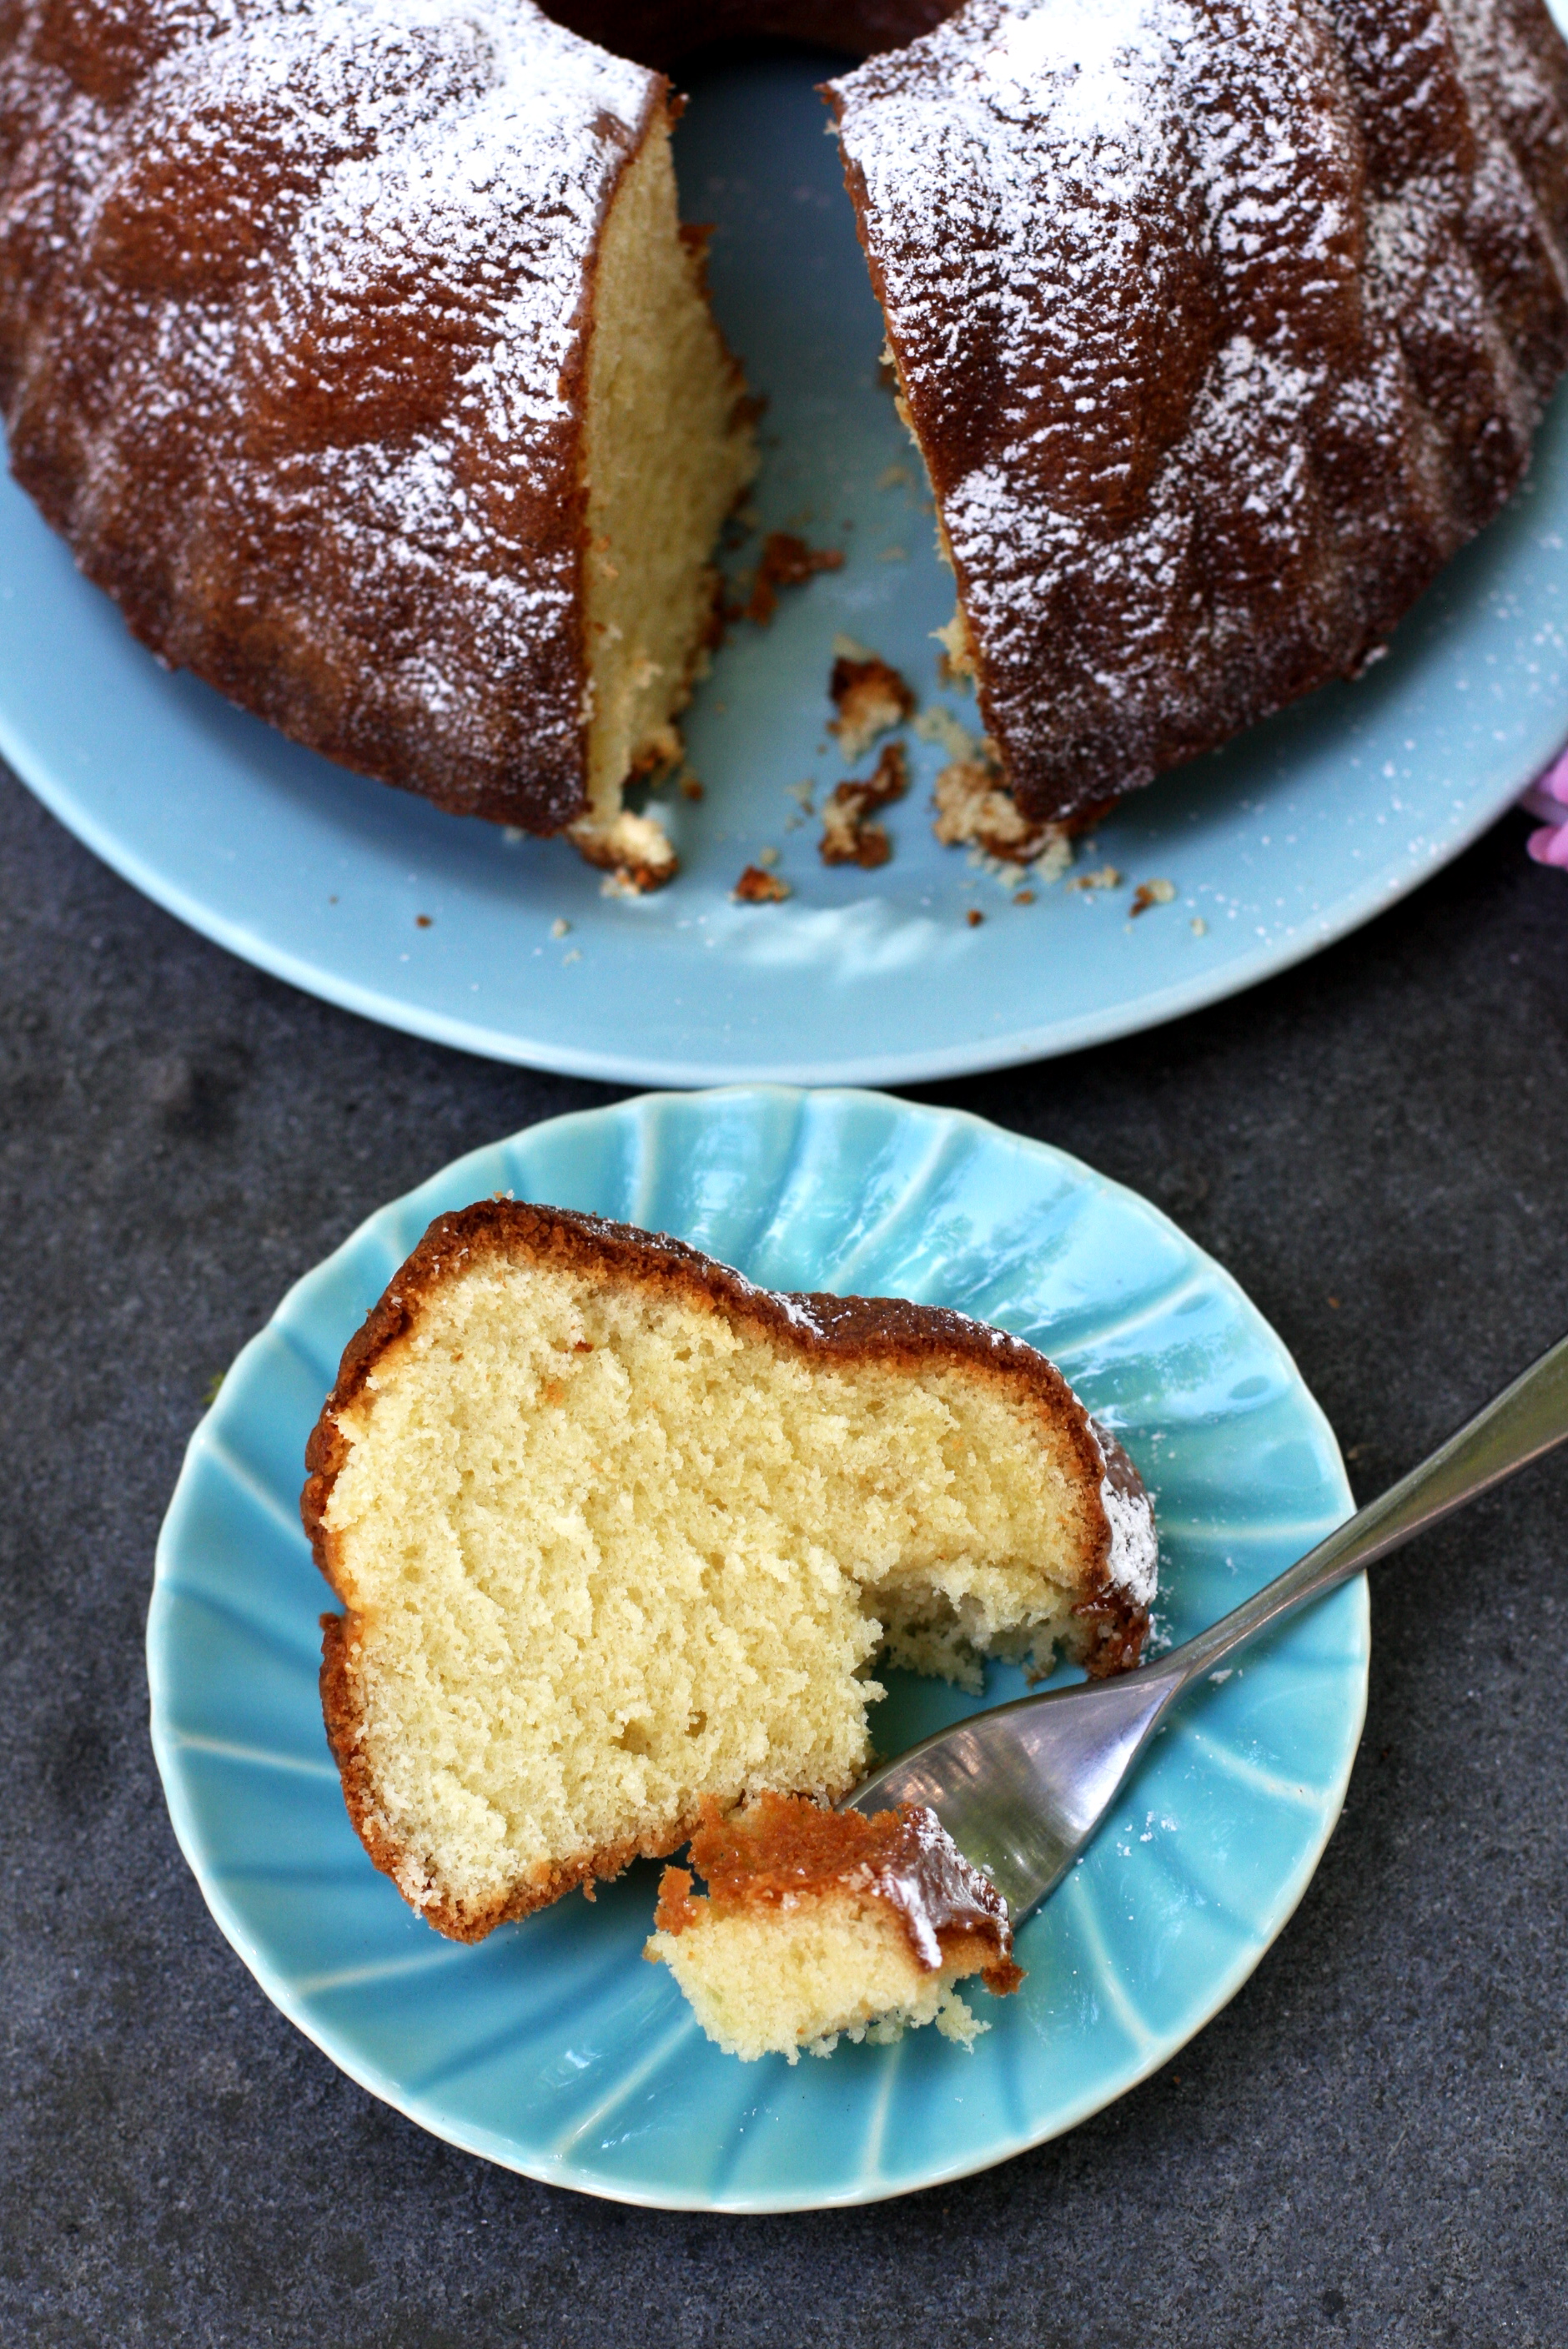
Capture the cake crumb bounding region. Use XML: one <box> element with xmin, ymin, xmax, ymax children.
<box><xmin>1016</xmin><ymin>889</ymin><xmax>1036</xmax><ymax>905</ymax></box>
<box><xmin>562</xmin><ymin>948</ymin><xmax>581</xmax><ymax>965</ymax></box>
<box><xmin>733</xmin><ymin>864</ymin><xmax>792</xmax><ymax>903</ymax></box>
<box><xmin>680</xmin><ymin>774</ymin><xmax>705</xmax><ymax>802</ymax></box>
<box><xmin>1191</xmin><ymin>915</ymin><xmax>1208</xmax><ymax>936</ymax></box>
<box><xmin>877</xmin><ymin>463</ymin><xmax>912</xmax><ymax>490</ymax></box>
<box><xmin>933</xmin><ymin>759</ymin><xmax>1068</xmax><ymax>870</ymax></box>
<box><xmin>967</xmin><ymin>907</ymin><xmax>984</xmax><ymax>928</ymax></box>
<box><xmin>829</xmin><ymin>652</ymin><xmax>915</xmax><ymax>762</ymax></box>
<box><xmin>646</xmin><ymin>1794</ymin><xmax>1022</xmax><ymax>2063</ymax></box>
<box><xmin>550</xmin><ymin>918</ymin><xmax>570</xmax><ymax>939</ymax></box>
<box><xmin>821</xmin><ymin>742</ymin><xmax>908</xmax><ymax>868</ymax></box>
<box><xmin>756</xmin><ymin>844</ymin><xmax>781</xmax><ymax>868</ymax></box>
<box><xmin>744</xmin><ymin>533</ymin><xmax>844</xmax><ymax>626</ymax></box>
<box><xmin>1071</xmin><ymin>864</ymin><xmax>1122</xmax><ymax>893</ymax></box>
<box><xmin>1130</xmin><ymin>878</ymin><xmax>1177</xmax><ymax>915</ymax></box>
<box><xmin>415</xmin><ymin>913</ymin><xmax>432</xmax><ymax>928</ymax></box>
<box><xmin>566</xmin><ymin>807</ymin><xmax>678</xmax><ymax>892</ymax></box>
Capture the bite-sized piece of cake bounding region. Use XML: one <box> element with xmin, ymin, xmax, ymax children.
<box><xmin>829</xmin><ymin>650</ymin><xmax>915</xmax><ymax>762</ymax></box>
<box><xmin>820</xmin><ymin>740</ymin><xmax>908</xmax><ymax>868</ymax></box>
<box><xmin>646</xmin><ymin>1793</ymin><xmax>1022</xmax><ymax>2061</ymax></box>
<box><xmin>302</xmin><ymin>1200</ymin><xmax>1156</xmax><ymax>1942</ymax></box>
<box><xmin>827</xmin><ymin>0</ymin><xmax>1568</xmax><ymax>829</ymax></box>
<box><xmin>0</xmin><ymin>1</ymin><xmax>755</xmax><ymax>886</ymax></box>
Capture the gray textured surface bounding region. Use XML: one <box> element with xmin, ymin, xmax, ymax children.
<box><xmin>3</xmin><ymin>763</ymin><xmax>1567</xmax><ymax>2347</ymax></box>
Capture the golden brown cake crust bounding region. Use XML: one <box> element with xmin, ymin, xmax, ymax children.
<box><xmin>655</xmin><ymin>1792</ymin><xmax>1024</xmax><ymax>1994</ymax></box>
<box><xmin>302</xmin><ymin>1196</ymin><xmax>1153</xmax><ymax>1940</ymax></box>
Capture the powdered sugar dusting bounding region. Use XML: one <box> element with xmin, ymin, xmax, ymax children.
<box><xmin>1101</xmin><ymin>1475</ymin><xmax>1158</xmax><ymax>1611</ymax></box>
<box><xmin>986</xmin><ymin>0</ymin><xmax>1179</xmax><ymax>143</ymax></box>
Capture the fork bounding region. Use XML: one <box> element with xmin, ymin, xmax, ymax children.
<box><xmin>843</xmin><ymin>1332</ymin><xmax>1568</xmax><ymax>1919</ymax></box>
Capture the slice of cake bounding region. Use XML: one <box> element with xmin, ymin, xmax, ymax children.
<box><xmin>646</xmin><ymin>1793</ymin><xmax>1021</xmax><ymax>2061</ymax></box>
<box><xmin>302</xmin><ymin>1201</ymin><xmax>1156</xmax><ymax>1942</ymax></box>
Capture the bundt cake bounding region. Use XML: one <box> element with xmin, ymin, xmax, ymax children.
<box><xmin>301</xmin><ymin>1199</ymin><xmax>1156</xmax><ymax>1941</ymax></box>
<box><xmin>646</xmin><ymin>1793</ymin><xmax>1023</xmax><ymax>2060</ymax></box>
<box><xmin>5</xmin><ymin>0</ymin><xmax>1565</xmax><ymax>868</ymax></box>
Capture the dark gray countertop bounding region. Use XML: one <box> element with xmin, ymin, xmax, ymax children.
<box><xmin>4</xmin><ymin>762</ymin><xmax>1566</xmax><ymax>2348</ymax></box>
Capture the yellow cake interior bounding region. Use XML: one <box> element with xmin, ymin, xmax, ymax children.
<box><xmin>570</xmin><ymin>113</ymin><xmax>756</xmax><ymax>879</ymax></box>
<box><xmin>645</xmin><ymin>1894</ymin><xmax>985</xmax><ymax>2062</ymax></box>
<box><xmin>320</xmin><ymin>1252</ymin><xmax>1104</xmax><ymax>1928</ymax></box>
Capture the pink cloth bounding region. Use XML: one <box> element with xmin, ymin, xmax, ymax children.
<box><xmin>1524</xmin><ymin>747</ymin><xmax>1568</xmax><ymax>866</ymax></box>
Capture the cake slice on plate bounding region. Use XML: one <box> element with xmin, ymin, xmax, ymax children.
<box><xmin>302</xmin><ymin>1200</ymin><xmax>1156</xmax><ymax>1941</ymax></box>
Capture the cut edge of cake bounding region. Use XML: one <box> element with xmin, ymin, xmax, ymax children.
<box><xmin>570</xmin><ymin>98</ymin><xmax>757</xmax><ymax>886</ymax></box>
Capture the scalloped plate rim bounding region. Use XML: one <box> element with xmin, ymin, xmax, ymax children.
<box><xmin>148</xmin><ymin>1085</ymin><xmax>1368</xmax><ymax>2210</ymax></box>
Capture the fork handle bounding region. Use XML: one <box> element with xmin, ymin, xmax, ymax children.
<box><xmin>1161</xmin><ymin>1331</ymin><xmax>1568</xmax><ymax>1688</ymax></box>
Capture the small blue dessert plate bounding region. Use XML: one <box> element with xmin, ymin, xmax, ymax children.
<box><xmin>148</xmin><ymin>1087</ymin><xmax>1366</xmax><ymax>2211</ymax></box>
<box><xmin>7</xmin><ymin>51</ymin><xmax>1568</xmax><ymax>1085</ymax></box>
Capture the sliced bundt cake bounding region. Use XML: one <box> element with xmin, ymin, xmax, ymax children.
<box><xmin>828</xmin><ymin>0</ymin><xmax>1568</xmax><ymax>826</ymax></box>
<box><xmin>5</xmin><ymin>0</ymin><xmax>1568</xmax><ymax>867</ymax></box>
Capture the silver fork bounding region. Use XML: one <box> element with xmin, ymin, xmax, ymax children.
<box><xmin>843</xmin><ymin>1332</ymin><xmax>1568</xmax><ymax>1919</ymax></box>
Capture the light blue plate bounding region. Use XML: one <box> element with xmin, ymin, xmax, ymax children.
<box><xmin>4</xmin><ymin>53</ymin><xmax>1566</xmax><ymax>1085</ymax></box>
<box><xmin>148</xmin><ymin>1087</ymin><xmax>1366</xmax><ymax>2211</ymax></box>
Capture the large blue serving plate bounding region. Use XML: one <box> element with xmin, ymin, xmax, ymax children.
<box><xmin>148</xmin><ymin>1088</ymin><xmax>1366</xmax><ymax>2211</ymax></box>
<box><xmin>5</xmin><ymin>52</ymin><xmax>1567</xmax><ymax>1084</ymax></box>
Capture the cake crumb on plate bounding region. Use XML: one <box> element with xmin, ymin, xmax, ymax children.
<box><xmin>733</xmin><ymin>864</ymin><xmax>792</xmax><ymax>903</ymax></box>
<box><xmin>829</xmin><ymin>652</ymin><xmax>915</xmax><ymax>762</ymax></box>
<box><xmin>821</xmin><ymin>742</ymin><xmax>907</xmax><ymax>868</ymax></box>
